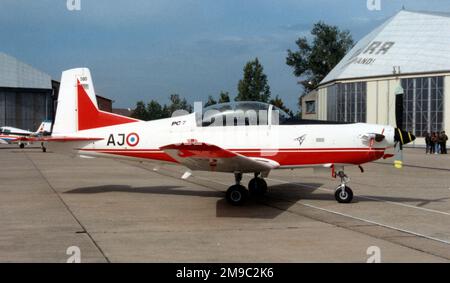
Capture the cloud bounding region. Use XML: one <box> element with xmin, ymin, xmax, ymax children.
<box><xmin>280</xmin><ymin>22</ymin><xmax>313</xmax><ymax>31</ymax></box>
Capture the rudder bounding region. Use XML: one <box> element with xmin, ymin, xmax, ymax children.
<box><xmin>52</xmin><ymin>68</ymin><xmax>138</xmax><ymax>136</ymax></box>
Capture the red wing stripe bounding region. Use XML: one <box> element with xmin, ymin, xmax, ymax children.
<box><xmin>79</xmin><ymin>147</ymin><xmax>386</xmax><ymax>153</ymax></box>
<box><xmin>160</xmin><ymin>143</ymin><xmax>237</xmax><ymax>158</ymax></box>
<box><xmin>78</xmin><ymin>148</ymin><xmax>386</xmax><ymax>166</ymax></box>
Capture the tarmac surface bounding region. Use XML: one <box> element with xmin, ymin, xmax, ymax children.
<box><xmin>0</xmin><ymin>145</ymin><xmax>449</xmax><ymax>262</ymax></box>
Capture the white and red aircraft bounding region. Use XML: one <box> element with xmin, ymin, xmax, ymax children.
<box><xmin>21</xmin><ymin>68</ymin><xmax>415</xmax><ymax>205</ymax></box>
<box><xmin>1</xmin><ymin>121</ymin><xmax>52</xmax><ymax>150</ymax></box>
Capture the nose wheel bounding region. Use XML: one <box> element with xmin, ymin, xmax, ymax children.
<box><xmin>335</xmin><ymin>185</ymin><xmax>353</xmax><ymax>203</ymax></box>
<box><xmin>334</xmin><ymin>171</ymin><xmax>353</xmax><ymax>203</ymax></box>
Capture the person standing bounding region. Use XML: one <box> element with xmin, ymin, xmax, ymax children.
<box><xmin>436</xmin><ymin>132</ymin><xmax>442</xmax><ymax>154</ymax></box>
<box><xmin>424</xmin><ymin>132</ymin><xmax>431</xmax><ymax>154</ymax></box>
<box><xmin>430</xmin><ymin>132</ymin><xmax>437</xmax><ymax>154</ymax></box>
<box><xmin>440</xmin><ymin>131</ymin><xmax>448</xmax><ymax>154</ymax></box>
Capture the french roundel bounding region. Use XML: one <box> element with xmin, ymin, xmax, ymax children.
<box><xmin>126</xmin><ymin>133</ymin><xmax>139</xmax><ymax>147</ymax></box>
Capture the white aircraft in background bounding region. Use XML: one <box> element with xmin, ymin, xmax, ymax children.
<box><xmin>1</xmin><ymin>121</ymin><xmax>52</xmax><ymax>151</ymax></box>
<box><xmin>20</xmin><ymin>68</ymin><xmax>415</xmax><ymax>205</ymax></box>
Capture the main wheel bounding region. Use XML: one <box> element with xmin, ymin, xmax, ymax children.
<box><xmin>19</xmin><ymin>143</ymin><xmax>25</xmax><ymax>149</ymax></box>
<box><xmin>226</xmin><ymin>185</ymin><xmax>248</xmax><ymax>206</ymax></box>
<box><xmin>42</xmin><ymin>147</ymin><xmax>47</xmax><ymax>153</ymax></box>
<box><xmin>248</xmin><ymin>178</ymin><xmax>268</xmax><ymax>196</ymax></box>
<box><xmin>335</xmin><ymin>186</ymin><xmax>353</xmax><ymax>203</ymax></box>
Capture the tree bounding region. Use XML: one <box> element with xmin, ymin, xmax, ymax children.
<box><xmin>147</xmin><ymin>100</ymin><xmax>166</xmax><ymax>120</ymax></box>
<box><xmin>236</xmin><ymin>58</ymin><xmax>271</xmax><ymax>102</ymax></box>
<box><xmin>164</xmin><ymin>94</ymin><xmax>192</xmax><ymax>117</ymax></box>
<box><xmin>218</xmin><ymin>91</ymin><xmax>230</xmax><ymax>103</ymax></box>
<box><xmin>269</xmin><ymin>95</ymin><xmax>291</xmax><ymax>116</ymax></box>
<box><xmin>286</xmin><ymin>21</ymin><xmax>353</xmax><ymax>95</ymax></box>
<box><xmin>131</xmin><ymin>101</ymin><xmax>148</xmax><ymax>120</ymax></box>
<box><xmin>204</xmin><ymin>95</ymin><xmax>217</xmax><ymax>107</ymax></box>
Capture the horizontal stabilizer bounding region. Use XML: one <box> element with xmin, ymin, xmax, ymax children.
<box><xmin>0</xmin><ymin>135</ymin><xmax>19</xmax><ymax>143</ymax></box>
<box><xmin>18</xmin><ymin>136</ymin><xmax>103</xmax><ymax>142</ymax></box>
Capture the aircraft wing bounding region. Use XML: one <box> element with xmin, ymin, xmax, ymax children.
<box><xmin>160</xmin><ymin>142</ymin><xmax>279</xmax><ymax>173</ymax></box>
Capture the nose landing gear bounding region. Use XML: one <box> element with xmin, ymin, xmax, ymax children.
<box><xmin>334</xmin><ymin>171</ymin><xmax>353</xmax><ymax>203</ymax></box>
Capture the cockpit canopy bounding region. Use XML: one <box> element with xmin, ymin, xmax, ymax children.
<box><xmin>200</xmin><ymin>101</ymin><xmax>291</xmax><ymax>127</ymax></box>
<box><xmin>0</xmin><ymin>127</ymin><xmax>11</xmax><ymax>134</ymax></box>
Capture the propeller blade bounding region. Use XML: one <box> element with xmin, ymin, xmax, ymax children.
<box><xmin>395</xmin><ymin>85</ymin><xmax>404</xmax><ymax>129</ymax></box>
<box><xmin>392</xmin><ymin>83</ymin><xmax>416</xmax><ymax>169</ymax></box>
<box><xmin>394</xmin><ymin>128</ymin><xmax>416</xmax><ymax>147</ymax></box>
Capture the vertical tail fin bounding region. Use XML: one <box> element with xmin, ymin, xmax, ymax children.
<box><xmin>35</xmin><ymin>121</ymin><xmax>52</xmax><ymax>134</ymax></box>
<box><xmin>52</xmin><ymin>68</ymin><xmax>139</xmax><ymax>136</ymax></box>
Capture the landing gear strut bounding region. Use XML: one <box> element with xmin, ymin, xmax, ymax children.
<box><xmin>225</xmin><ymin>172</ymin><xmax>248</xmax><ymax>206</ymax></box>
<box><xmin>334</xmin><ymin>171</ymin><xmax>353</xmax><ymax>203</ymax></box>
<box><xmin>248</xmin><ymin>172</ymin><xmax>267</xmax><ymax>196</ymax></box>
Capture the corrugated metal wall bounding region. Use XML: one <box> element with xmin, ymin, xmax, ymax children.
<box><xmin>0</xmin><ymin>89</ymin><xmax>53</xmax><ymax>131</ymax></box>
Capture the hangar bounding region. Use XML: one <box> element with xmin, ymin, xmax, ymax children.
<box><xmin>315</xmin><ymin>10</ymin><xmax>450</xmax><ymax>146</ymax></box>
<box><xmin>0</xmin><ymin>52</ymin><xmax>54</xmax><ymax>131</ymax></box>
<box><xmin>0</xmin><ymin>52</ymin><xmax>113</xmax><ymax>132</ymax></box>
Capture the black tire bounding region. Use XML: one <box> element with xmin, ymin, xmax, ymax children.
<box><xmin>42</xmin><ymin>147</ymin><xmax>47</xmax><ymax>153</ymax></box>
<box><xmin>248</xmin><ymin>178</ymin><xmax>268</xmax><ymax>196</ymax></box>
<box><xmin>335</xmin><ymin>186</ymin><xmax>353</xmax><ymax>203</ymax></box>
<box><xmin>226</xmin><ymin>185</ymin><xmax>248</xmax><ymax>206</ymax></box>
<box><xmin>19</xmin><ymin>143</ymin><xmax>25</xmax><ymax>149</ymax></box>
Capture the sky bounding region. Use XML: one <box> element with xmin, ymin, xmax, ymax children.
<box><xmin>0</xmin><ymin>0</ymin><xmax>449</xmax><ymax>111</ymax></box>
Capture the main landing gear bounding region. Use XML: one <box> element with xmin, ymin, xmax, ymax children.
<box><xmin>248</xmin><ymin>172</ymin><xmax>267</xmax><ymax>196</ymax></box>
<box><xmin>334</xmin><ymin>171</ymin><xmax>353</xmax><ymax>203</ymax></box>
<box><xmin>226</xmin><ymin>172</ymin><xmax>268</xmax><ymax>205</ymax></box>
<box><xmin>225</xmin><ymin>170</ymin><xmax>354</xmax><ymax>205</ymax></box>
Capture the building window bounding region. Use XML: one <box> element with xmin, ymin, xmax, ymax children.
<box><xmin>335</xmin><ymin>82</ymin><xmax>366</xmax><ymax>123</ymax></box>
<box><xmin>401</xmin><ymin>76</ymin><xmax>444</xmax><ymax>137</ymax></box>
<box><xmin>305</xmin><ymin>100</ymin><xmax>316</xmax><ymax>114</ymax></box>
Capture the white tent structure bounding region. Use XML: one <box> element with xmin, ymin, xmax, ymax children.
<box><xmin>316</xmin><ymin>10</ymin><xmax>450</xmax><ymax>146</ymax></box>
